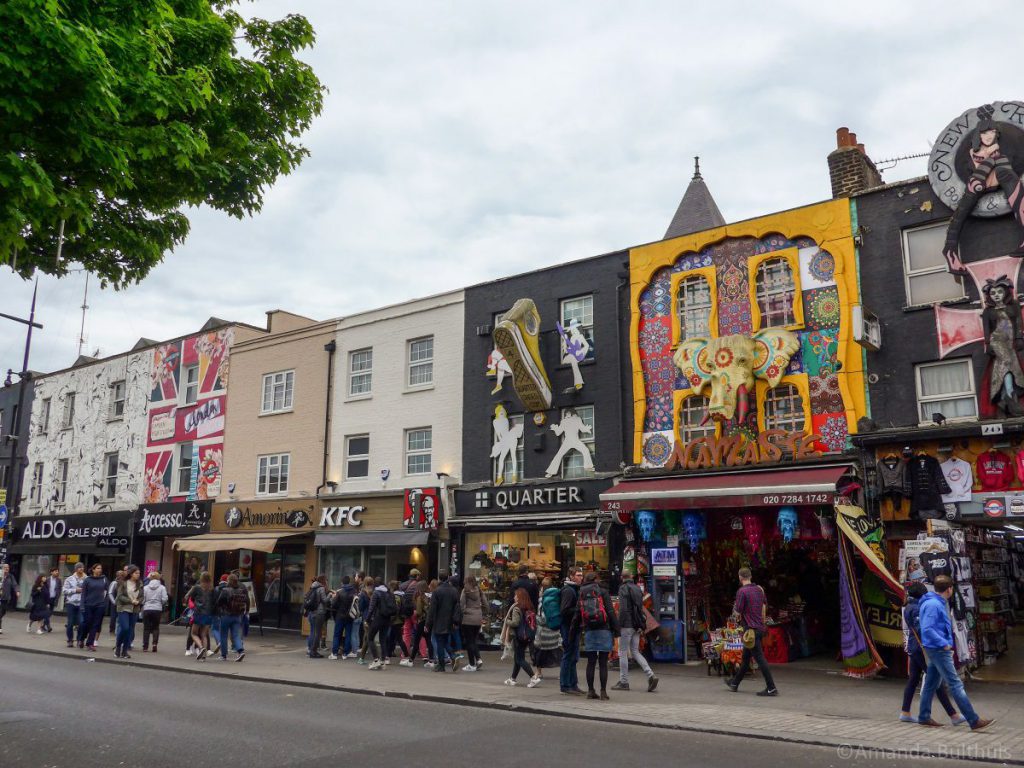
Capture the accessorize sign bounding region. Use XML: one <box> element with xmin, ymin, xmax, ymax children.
<box><xmin>135</xmin><ymin>501</ymin><xmax>211</xmax><ymax>537</ymax></box>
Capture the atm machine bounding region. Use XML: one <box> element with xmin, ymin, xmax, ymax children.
<box><xmin>649</xmin><ymin>547</ymin><xmax>685</xmax><ymax>662</ymax></box>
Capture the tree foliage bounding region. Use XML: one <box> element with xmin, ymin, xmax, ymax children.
<box><xmin>0</xmin><ymin>0</ymin><xmax>326</xmax><ymax>287</ymax></box>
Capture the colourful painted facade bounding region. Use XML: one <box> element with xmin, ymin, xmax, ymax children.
<box><xmin>143</xmin><ymin>328</ymin><xmax>234</xmax><ymax>504</ymax></box>
<box><xmin>629</xmin><ymin>198</ymin><xmax>868</xmax><ymax>466</ymax></box>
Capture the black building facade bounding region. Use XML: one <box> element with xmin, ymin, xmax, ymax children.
<box><xmin>0</xmin><ymin>377</ymin><xmax>34</xmax><ymax>562</ymax></box>
<box><xmin>450</xmin><ymin>250</ymin><xmax>630</xmax><ymax>641</ymax></box>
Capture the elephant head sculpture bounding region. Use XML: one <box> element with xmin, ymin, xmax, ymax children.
<box><xmin>673</xmin><ymin>329</ymin><xmax>801</xmax><ymax>423</ymax></box>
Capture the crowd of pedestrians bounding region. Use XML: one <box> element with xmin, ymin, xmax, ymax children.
<box><xmin>0</xmin><ymin>559</ymin><xmax>998</xmax><ymax>730</ymax></box>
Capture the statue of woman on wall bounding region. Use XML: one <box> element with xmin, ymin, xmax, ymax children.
<box><xmin>943</xmin><ymin>107</ymin><xmax>1024</xmax><ymax>275</ymax></box>
<box><xmin>982</xmin><ymin>275</ymin><xmax>1024</xmax><ymax>417</ymax></box>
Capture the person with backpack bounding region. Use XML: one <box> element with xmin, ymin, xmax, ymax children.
<box><xmin>141</xmin><ymin>571</ymin><xmax>168</xmax><ymax>653</ymax></box>
<box><xmin>409</xmin><ymin>578</ymin><xmax>435</xmax><ymax>667</ymax></box>
<box><xmin>503</xmin><ymin>587</ymin><xmax>540</xmax><ymax>687</ymax></box>
<box><xmin>559</xmin><ymin>566</ymin><xmax>584</xmax><ymax>695</ymax></box>
<box><xmin>399</xmin><ymin>569</ymin><xmax>421</xmax><ymax>657</ymax></box>
<box><xmin>577</xmin><ymin>571</ymin><xmax>618</xmax><ymax>700</ymax></box>
<box><xmin>459</xmin><ymin>575</ymin><xmax>487</xmax><ymax>672</ymax></box>
<box><xmin>216</xmin><ymin>575</ymin><xmax>249</xmax><ymax>662</ymax></box>
<box><xmin>329</xmin><ymin>576</ymin><xmax>357</xmax><ymax>660</ymax></box>
<box><xmin>531</xmin><ymin>577</ymin><xmax>563</xmax><ymax>683</ymax></box>
<box><xmin>426</xmin><ymin>574</ymin><xmax>461</xmax><ymax>672</ymax></box>
<box><xmin>356</xmin><ymin>579</ymin><xmax>376</xmax><ymax>665</ymax></box>
<box><xmin>185</xmin><ymin>571</ymin><xmax>216</xmax><ymax>660</ymax></box>
<box><xmin>387</xmin><ymin>580</ymin><xmax>411</xmax><ymax>665</ymax></box>
<box><xmin>725</xmin><ymin>567</ymin><xmax>777</xmax><ymax>697</ymax></box>
<box><xmin>79</xmin><ymin>563</ymin><xmax>109</xmax><ymax>651</ymax></box>
<box><xmin>210</xmin><ymin>574</ymin><xmax>230</xmax><ymax>655</ymax></box>
<box><xmin>366</xmin><ymin>577</ymin><xmax>396</xmax><ymax>670</ymax></box>
<box><xmin>114</xmin><ymin>566</ymin><xmax>143</xmax><ymax>659</ymax></box>
<box><xmin>901</xmin><ymin>581</ymin><xmax>962</xmax><ymax>724</ymax></box>
<box><xmin>63</xmin><ymin>562</ymin><xmax>87</xmax><ymax>648</ymax></box>
<box><xmin>107</xmin><ymin>569</ymin><xmax>124</xmax><ymax>640</ymax></box>
<box><xmin>304</xmin><ymin>575</ymin><xmax>329</xmax><ymax>659</ymax></box>
<box><xmin>613</xmin><ymin>572</ymin><xmax>658</xmax><ymax>692</ymax></box>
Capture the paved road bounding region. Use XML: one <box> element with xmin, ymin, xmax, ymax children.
<box><xmin>0</xmin><ymin>653</ymin><xmax>971</xmax><ymax>768</ymax></box>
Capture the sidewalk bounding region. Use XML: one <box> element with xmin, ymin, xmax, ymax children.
<box><xmin>3</xmin><ymin>623</ymin><xmax>1023</xmax><ymax>764</ymax></box>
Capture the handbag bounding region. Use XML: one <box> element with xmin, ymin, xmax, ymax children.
<box><xmin>642</xmin><ymin>606</ymin><xmax>660</xmax><ymax>635</ymax></box>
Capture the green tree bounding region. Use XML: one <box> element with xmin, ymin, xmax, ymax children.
<box><xmin>0</xmin><ymin>0</ymin><xmax>326</xmax><ymax>287</ymax></box>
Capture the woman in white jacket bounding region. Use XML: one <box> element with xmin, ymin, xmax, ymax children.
<box><xmin>141</xmin><ymin>573</ymin><xmax>169</xmax><ymax>653</ymax></box>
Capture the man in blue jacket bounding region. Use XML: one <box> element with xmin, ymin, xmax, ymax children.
<box><xmin>917</xmin><ymin>575</ymin><xmax>992</xmax><ymax>730</ymax></box>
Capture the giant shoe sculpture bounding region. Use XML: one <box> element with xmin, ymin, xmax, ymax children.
<box><xmin>493</xmin><ymin>298</ymin><xmax>553</xmax><ymax>411</ymax></box>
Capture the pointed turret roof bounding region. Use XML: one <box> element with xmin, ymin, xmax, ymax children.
<box><xmin>664</xmin><ymin>157</ymin><xmax>725</xmax><ymax>240</ymax></box>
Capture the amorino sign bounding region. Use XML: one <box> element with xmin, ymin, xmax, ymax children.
<box><xmin>211</xmin><ymin>500</ymin><xmax>317</xmax><ymax>533</ymax></box>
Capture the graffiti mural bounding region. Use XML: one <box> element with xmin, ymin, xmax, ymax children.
<box><xmin>23</xmin><ymin>350</ymin><xmax>151</xmax><ymax>515</ymax></box>
<box><xmin>145</xmin><ymin>328</ymin><xmax>234</xmax><ymax>502</ymax></box>
<box><xmin>629</xmin><ymin>200</ymin><xmax>865</xmax><ymax>467</ymax></box>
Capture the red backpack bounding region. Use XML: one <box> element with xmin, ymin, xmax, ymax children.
<box><xmin>579</xmin><ymin>584</ymin><xmax>608</xmax><ymax>630</ymax></box>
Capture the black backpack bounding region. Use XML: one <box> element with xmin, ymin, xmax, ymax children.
<box><xmin>303</xmin><ymin>587</ymin><xmax>321</xmax><ymax>614</ymax></box>
<box><xmin>378</xmin><ymin>590</ymin><xmax>397</xmax><ymax>619</ymax></box>
<box><xmin>228</xmin><ymin>588</ymin><xmax>248</xmax><ymax>616</ymax></box>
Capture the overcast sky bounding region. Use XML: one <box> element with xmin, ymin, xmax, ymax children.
<box><xmin>3</xmin><ymin>1</ymin><xmax>1022</xmax><ymax>374</ymax></box>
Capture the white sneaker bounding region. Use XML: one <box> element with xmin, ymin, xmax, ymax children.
<box><xmin>370</xmin><ymin>660</ymin><xmax>384</xmax><ymax>670</ymax></box>
<box><xmin>27</xmin><ymin>622</ymin><xmax>32</xmax><ymax>633</ymax></box>
<box><xmin>35</xmin><ymin>629</ymin><xmax>44</xmax><ymax>635</ymax></box>
<box><xmin>329</xmin><ymin>653</ymin><xmax>339</xmax><ymax>660</ymax></box>
<box><xmin>476</xmin><ymin>660</ymin><xmax>483</xmax><ymax>669</ymax></box>
<box><xmin>423</xmin><ymin>660</ymin><xmax>435</xmax><ymax>668</ymax></box>
<box><xmin>503</xmin><ymin>678</ymin><xmax>517</xmax><ymax>686</ymax></box>
<box><xmin>527</xmin><ymin>676</ymin><xmax>541</xmax><ymax>688</ymax></box>
<box><xmin>384</xmin><ymin>658</ymin><xmax>391</xmax><ymax>665</ymax></box>
<box><xmin>185</xmin><ymin>649</ymin><xmax>194</xmax><ymax>656</ymax></box>
<box><xmin>344</xmin><ymin>653</ymin><xmax>358</xmax><ymax>659</ymax></box>
<box><xmin>462</xmin><ymin>664</ymin><xmax>477</xmax><ymax>672</ymax></box>
<box><xmin>399</xmin><ymin>658</ymin><xmax>414</xmax><ymax>667</ymax></box>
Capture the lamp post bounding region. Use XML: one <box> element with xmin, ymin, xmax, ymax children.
<box><xmin>3</xmin><ymin>281</ymin><xmax>43</xmax><ymax>536</ymax></box>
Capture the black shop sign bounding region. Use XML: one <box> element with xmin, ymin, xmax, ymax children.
<box><xmin>453</xmin><ymin>478</ymin><xmax>613</xmax><ymax>517</ymax></box>
<box><xmin>15</xmin><ymin>510</ymin><xmax>133</xmax><ymax>543</ymax></box>
<box><xmin>135</xmin><ymin>501</ymin><xmax>211</xmax><ymax>537</ymax></box>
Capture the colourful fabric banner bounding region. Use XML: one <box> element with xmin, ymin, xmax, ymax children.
<box><xmin>837</xmin><ymin>535</ymin><xmax>885</xmax><ymax>677</ymax></box>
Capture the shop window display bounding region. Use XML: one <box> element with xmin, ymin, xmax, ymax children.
<box><xmin>465</xmin><ymin>530</ymin><xmax>609</xmax><ymax>645</ymax></box>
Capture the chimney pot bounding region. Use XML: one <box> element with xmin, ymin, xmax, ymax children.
<box><xmin>849</xmin><ymin>132</ymin><xmax>858</xmax><ymax>147</ymax></box>
<box><xmin>836</xmin><ymin>127</ymin><xmax>851</xmax><ymax>148</ymax></box>
<box><xmin>856</xmin><ymin>143</ymin><xmax>865</xmax><ymax>155</ymax></box>
<box><xmin>827</xmin><ymin>128</ymin><xmax>883</xmax><ymax>198</ymax></box>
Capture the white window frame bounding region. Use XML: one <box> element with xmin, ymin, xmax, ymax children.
<box><xmin>261</xmin><ymin>370</ymin><xmax>295</xmax><ymax>415</ymax></box>
<box><xmin>62</xmin><ymin>392</ymin><xmax>75</xmax><ymax>429</ymax></box>
<box><xmin>755</xmin><ymin>258</ymin><xmax>797</xmax><ymax>328</ymax></box>
<box><xmin>55</xmin><ymin>459</ymin><xmax>68</xmax><ymax>505</ymax></box>
<box><xmin>677</xmin><ymin>276</ymin><xmax>713</xmax><ymax>341</ymax></box>
<box><xmin>256</xmin><ymin>453</ymin><xmax>290</xmax><ymax>496</ymax></box>
<box><xmin>30</xmin><ymin>462</ymin><xmax>43</xmax><ymax>505</ymax></box>
<box><xmin>560</xmin><ymin>295</ymin><xmax>596</xmax><ymax>361</ymax></box>
<box><xmin>902</xmin><ymin>221</ymin><xmax>965</xmax><ymax>307</ymax></box>
<box><xmin>493</xmin><ymin>413</ymin><xmax>525</xmax><ymax>484</ymax></box>
<box><xmin>561</xmin><ymin>405</ymin><xmax>595</xmax><ymax>480</ymax></box>
<box><xmin>405</xmin><ymin>427</ymin><xmax>433</xmax><ymax>476</ymax></box>
<box><xmin>407</xmin><ymin>336</ymin><xmax>434</xmax><ymax>388</ymax></box>
<box><xmin>348</xmin><ymin>349</ymin><xmax>373</xmax><ymax>397</ymax></box>
<box><xmin>175</xmin><ymin>441</ymin><xmax>194</xmax><ymax>495</ymax></box>
<box><xmin>103</xmin><ymin>452</ymin><xmax>119</xmax><ymax>500</ymax></box>
<box><xmin>109</xmin><ymin>380</ymin><xmax>126</xmax><ymax>419</ymax></box>
<box><xmin>679</xmin><ymin>395</ymin><xmax>716</xmax><ymax>443</ymax></box>
<box><xmin>763</xmin><ymin>384</ymin><xmax>806</xmax><ymax>433</ymax></box>
<box><xmin>915</xmin><ymin>359</ymin><xmax>978</xmax><ymax>425</ymax></box>
<box><xmin>182</xmin><ymin>365</ymin><xmax>200</xmax><ymax>406</ymax></box>
<box><xmin>345</xmin><ymin>434</ymin><xmax>370</xmax><ymax>480</ymax></box>
<box><xmin>38</xmin><ymin>398</ymin><xmax>51</xmax><ymax>435</ymax></box>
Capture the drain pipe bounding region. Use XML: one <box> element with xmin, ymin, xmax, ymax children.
<box><xmin>316</xmin><ymin>339</ymin><xmax>337</xmax><ymax>498</ymax></box>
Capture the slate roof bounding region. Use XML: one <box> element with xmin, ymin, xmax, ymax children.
<box><xmin>664</xmin><ymin>157</ymin><xmax>725</xmax><ymax>240</ymax></box>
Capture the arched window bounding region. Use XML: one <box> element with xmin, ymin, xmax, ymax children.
<box><xmin>763</xmin><ymin>383</ymin><xmax>805</xmax><ymax>432</ymax></box>
<box><xmin>677</xmin><ymin>275</ymin><xmax>712</xmax><ymax>340</ymax></box>
<box><xmin>755</xmin><ymin>258</ymin><xmax>796</xmax><ymax>328</ymax></box>
<box><xmin>679</xmin><ymin>395</ymin><xmax>716</xmax><ymax>443</ymax></box>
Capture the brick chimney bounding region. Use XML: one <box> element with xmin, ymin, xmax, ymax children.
<box><xmin>827</xmin><ymin>127</ymin><xmax>883</xmax><ymax>198</ymax></box>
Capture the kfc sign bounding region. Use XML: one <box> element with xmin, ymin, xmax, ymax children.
<box><xmin>319</xmin><ymin>506</ymin><xmax>364</xmax><ymax>528</ymax></box>
<box><xmin>404</xmin><ymin>488</ymin><xmax>440</xmax><ymax>530</ymax></box>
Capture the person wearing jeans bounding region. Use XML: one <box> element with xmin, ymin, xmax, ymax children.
<box><xmin>63</xmin><ymin>563</ymin><xmax>86</xmax><ymax>648</ymax></box>
<box><xmin>218</xmin><ymin>575</ymin><xmax>248</xmax><ymax>661</ymax></box>
<box><xmin>558</xmin><ymin>567</ymin><xmax>583</xmax><ymax>694</ymax></box>
<box><xmin>901</xmin><ymin>582</ymin><xmax>962</xmax><ymax>724</ymax></box>
<box><xmin>114</xmin><ymin>566</ymin><xmax>143</xmax><ymax>659</ymax></box>
<box><xmin>917</xmin><ymin>575</ymin><xmax>992</xmax><ymax>731</ymax></box>
<box><xmin>79</xmin><ymin>564</ymin><xmax>109</xmax><ymax>650</ymax></box>
<box><xmin>725</xmin><ymin>567</ymin><xmax>777</xmax><ymax>696</ymax></box>
<box><xmin>612</xmin><ymin>572</ymin><xmax>658</xmax><ymax>692</ymax></box>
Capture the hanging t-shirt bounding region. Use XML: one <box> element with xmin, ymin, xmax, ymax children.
<box><xmin>1016</xmin><ymin>449</ymin><xmax>1024</xmax><ymax>483</ymax></box>
<box><xmin>940</xmin><ymin>457</ymin><xmax>974</xmax><ymax>503</ymax></box>
<box><xmin>976</xmin><ymin>450</ymin><xmax>1014</xmax><ymax>492</ymax></box>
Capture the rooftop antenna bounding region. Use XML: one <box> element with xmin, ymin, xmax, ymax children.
<box><xmin>77</xmin><ymin>272</ymin><xmax>90</xmax><ymax>358</ymax></box>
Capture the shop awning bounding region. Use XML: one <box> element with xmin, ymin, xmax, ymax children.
<box><xmin>314</xmin><ymin>530</ymin><xmax>430</xmax><ymax>547</ymax></box>
<box><xmin>6</xmin><ymin>540</ymin><xmax>126</xmax><ymax>555</ymax></box>
<box><xmin>171</xmin><ymin>531</ymin><xmax>307</xmax><ymax>554</ymax></box>
<box><xmin>599</xmin><ymin>464</ymin><xmax>851</xmax><ymax>512</ymax></box>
